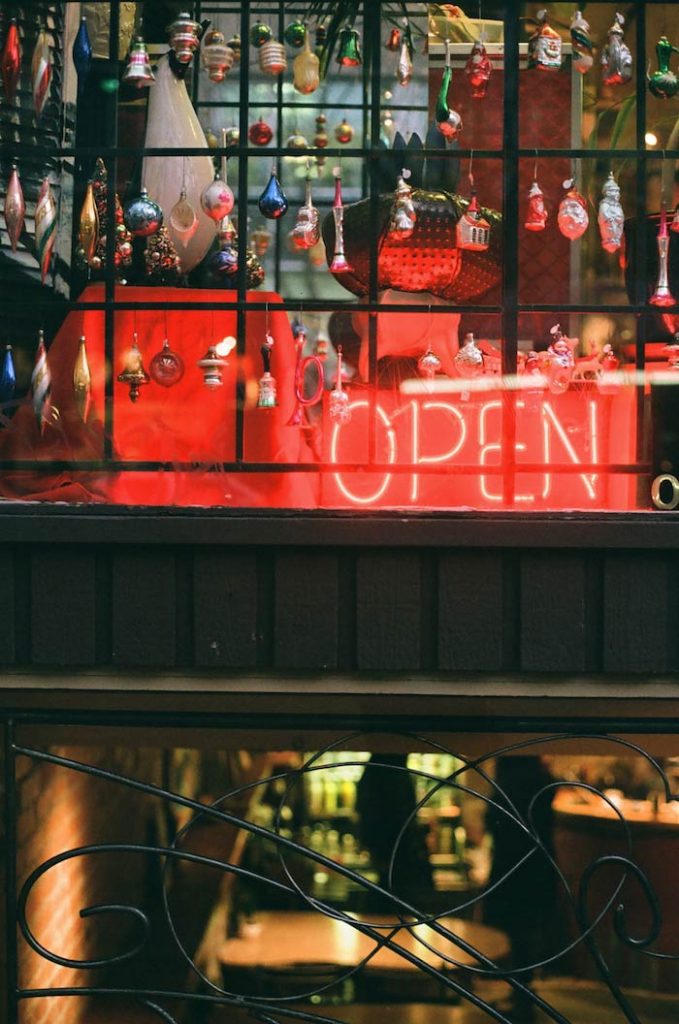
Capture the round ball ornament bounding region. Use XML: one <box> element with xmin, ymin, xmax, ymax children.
<box><xmin>149</xmin><ymin>339</ymin><xmax>185</xmax><ymax>387</ymax></box>
<box><xmin>250</xmin><ymin>21</ymin><xmax>273</xmax><ymax>48</ymax></box>
<box><xmin>284</xmin><ymin>19</ymin><xmax>307</xmax><ymax>48</ymax></box>
<box><xmin>335</xmin><ymin>118</ymin><xmax>354</xmax><ymax>144</ymax></box>
<box><xmin>123</xmin><ymin>188</ymin><xmax>163</xmax><ymax>237</ymax></box>
<box><xmin>208</xmin><ymin>244</ymin><xmax>238</xmax><ymax>279</ymax></box>
<box><xmin>224</xmin><ymin>126</ymin><xmax>240</xmax><ymax>146</ymax></box>
<box><xmin>249</xmin><ymin>119</ymin><xmax>274</xmax><ymax>146</ymax></box>
<box><xmin>200</xmin><ymin>175</ymin><xmax>234</xmax><ymax>221</ymax></box>
<box><xmin>287</xmin><ymin>132</ymin><xmax>309</xmax><ymax>150</ymax></box>
<box><xmin>418</xmin><ymin>349</ymin><xmax>442</xmax><ymax>379</ymax></box>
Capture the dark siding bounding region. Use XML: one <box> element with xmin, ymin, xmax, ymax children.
<box><xmin>439</xmin><ymin>551</ymin><xmax>505</xmax><ymax>671</ymax></box>
<box><xmin>193</xmin><ymin>549</ymin><xmax>258</xmax><ymax>668</ymax></box>
<box><xmin>356</xmin><ymin>551</ymin><xmax>421</xmax><ymax>670</ymax></box>
<box><xmin>274</xmin><ymin>550</ymin><xmax>339</xmax><ymax>670</ymax></box>
<box><xmin>111</xmin><ymin>550</ymin><xmax>177</xmax><ymax>667</ymax></box>
<box><xmin>31</xmin><ymin>547</ymin><xmax>97</xmax><ymax>665</ymax></box>
<box><xmin>603</xmin><ymin>552</ymin><xmax>677</xmax><ymax>673</ymax></box>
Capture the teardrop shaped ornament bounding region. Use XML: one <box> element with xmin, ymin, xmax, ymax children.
<box><xmin>169</xmin><ymin>188</ymin><xmax>199</xmax><ymax>247</ymax></box>
<box><xmin>258</xmin><ymin>169</ymin><xmax>288</xmax><ymax>219</ymax></box>
<box><xmin>4</xmin><ymin>166</ymin><xmax>25</xmax><ymax>252</ymax></box>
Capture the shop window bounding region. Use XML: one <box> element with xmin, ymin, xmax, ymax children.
<box><xmin>0</xmin><ymin>2</ymin><xmax>678</xmax><ymax>512</ymax></box>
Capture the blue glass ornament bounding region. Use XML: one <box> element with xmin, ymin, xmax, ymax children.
<box><xmin>258</xmin><ymin>165</ymin><xmax>288</xmax><ymax>219</ymax></box>
<box><xmin>208</xmin><ymin>245</ymin><xmax>239</xmax><ymax>279</ymax></box>
<box><xmin>0</xmin><ymin>345</ymin><xmax>16</xmax><ymax>407</ymax></box>
<box><xmin>72</xmin><ymin>17</ymin><xmax>92</xmax><ymax>92</ymax></box>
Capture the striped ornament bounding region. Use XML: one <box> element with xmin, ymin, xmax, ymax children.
<box><xmin>31</xmin><ymin>29</ymin><xmax>52</xmax><ymax>119</ymax></box>
<box><xmin>34</xmin><ymin>178</ymin><xmax>57</xmax><ymax>284</ymax></box>
<box><xmin>31</xmin><ymin>331</ymin><xmax>52</xmax><ymax>434</ymax></box>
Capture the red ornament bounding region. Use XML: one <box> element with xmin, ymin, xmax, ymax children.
<box><xmin>386</xmin><ymin>28</ymin><xmax>401</xmax><ymax>52</ymax></box>
<box><xmin>465</xmin><ymin>38</ymin><xmax>492</xmax><ymax>99</ymax></box>
<box><xmin>248</xmin><ymin>119</ymin><xmax>274</xmax><ymax>146</ymax></box>
<box><xmin>524</xmin><ymin>180</ymin><xmax>548</xmax><ymax>232</ymax></box>
<box><xmin>1</xmin><ymin>19</ymin><xmax>21</xmax><ymax>103</ymax></box>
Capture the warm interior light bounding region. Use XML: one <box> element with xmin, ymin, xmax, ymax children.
<box><xmin>215</xmin><ymin>335</ymin><xmax>237</xmax><ymax>357</ymax></box>
<box><xmin>645</xmin><ymin>132</ymin><xmax>659</xmax><ymax>147</ymax></box>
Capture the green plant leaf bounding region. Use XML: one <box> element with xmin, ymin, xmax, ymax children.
<box><xmin>610</xmin><ymin>95</ymin><xmax>636</xmax><ymax>151</ymax></box>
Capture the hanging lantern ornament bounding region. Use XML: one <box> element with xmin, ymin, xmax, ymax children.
<box><xmin>601</xmin><ymin>13</ymin><xmax>632</xmax><ymax>86</ymax></box>
<box><xmin>257</xmin><ymin>331</ymin><xmax>277</xmax><ymax>409</ymax></box>
<box><xmin>250</xmin><ymin>21</ymin><xmax>273</xmax><ymax>48</ymax></box>
<box><xmin>31</xmin><ymin>28</ymin><xmax>52</xmax><ymax>119</ymax></box>
<box><xmin>0</xmin><ymin>345</ymin><xmax>16</xmax><ymax>409</ymax></box>
<box><xmin>465</xmin><ymin>36</ymin><xmax>492</xmax><ymax>99</ymax></box>
<box><xmin>122</xmin><ymin>36</ymin><xmax>155</xmax><ymax>88</ymax></box>
<box><xmin>598</xmin><ymin>172</ymin><xmax>624</xmax><ymax>253</ymax></box>
<box><xmin>73</xmin><ymin>335</ymin><xmax>92</xmax><ymax>422</ymax></box>
<box><xmin>436</xmin><ymin>40</ymin><xmax>463</xmax><ymax>140</ymax></box>
<box><xmin>397</xmin><ymin>21</ymin><xmax>414</xmax><ymax>87</ymax></box>
<box><xmin>648</xmin><ymin>36</ymin><xmax>679</xmax><ymax>99</ymax></box>
<box><xmin>557</xmin><ymin>178</ymin><xmax>589</xmax><ymax>240</ymax></box>
<box><xmin>329</xmin><ymin>166</ymin><xmax>352</xmax><ymax>273</ymax></box>
<box><xmin>287</xmin><ymin>321</ymin><xmax>324</xmax><ymax>427</ymax></box>
<box><xmin>386</xmin><ymin>28</ymin><xmax>401</xmax><ymax>52</ymax></box>
<box><xmin>197</xmin><ymin>345</ymin><xmax>227</xmax><ymax>389</ymax></box>
<box><xmin>34</xmin><ymin>177</ymin><xmax>57</xmax><ymax>284</ymax></box>
<box><xmin>249</xmin><ymin>118</ymin><xmax>274</xmax><ymax>146</ymax></box>
<box><xmin>546</xmin><ymin>325</ymin><xmax>576</xmax><ymax>395</ymax></box>
<box><xmin>259</xmin><ymin>162</ymin><xmax>288</xmax><ymax>219</ymax></box>
<box><xmin>72</xmin><ymin>16</ymin><xmax>92</xmax><ymax>96</ymax></box>
<box><xmin>118</xmin><ymin>333</ymin><xmax>150</xmax><ymax>403</ymax></box>
<box><xmin>456</xmin><ymin>173</ymin><xmax>490</xmax><ymax>252</ymax></box>
<box><xmin>650</xmin><ymin>205</ymin><xmax>676</xmax><ymax>307</ymax></box>
<box><xmin>1</xmin><ymin>18</ymin><xmax>21</xmax><ymax>103</ymax></box>
<box><xmin>4</xmin><ymin>165</ymin><xmax>25</xmax><ymax>253</ymax></box>
<box><xmin>388</xmin><ymin>171</ymin><xmax>417</xmax><ymax>241</ymax></box>
<box><xmin>78</xmin><ymin>179</ymin><xmax>99</xmax><ymax>266</ymax></box>
<box><xmin>528</xmin><ymin>9</ymin><xmax>562</xmax><ymax>70</ymax></box>
<box><xmin>570</xmin><ymin>11</ymin><xmax>594</xmax><ymax>74</ymax></box>
<box><xmin>289</xmin><ymin>164</ymin><xmax>320</xmax><ymax>250</ymax></box>
<box><xmin>329</xmin><ymin>346</ymin><xmax>351</xmax><ymax>424</ymax></box>
<box><xmin>259</xmin><ymin>38</ymin><xmax>287</xmax><ymax>76</ymax></box>
<box><xmin>150</xmin><ymin>338</ymin><xmax>185</xmax><ymax>388</ymax></box>
<box><xmin>201</xmin><ymin>29</ymin><xmax>235</xmax><ymax>83</ymax></box>
<box><xmin>293</xmin><ymin>33</ymin><xmax>320</xmax><ymax>94</ymax></box>
<box><xmin>124</xmin><ymin>188</ymin><xmax>163</xmax><ymax>237</ymax></box>
<box><xmin>524</xmin><ymin>178</ymin><xmax>548</xmax><ymax>232</ymax></box>
<box><xmin>167</xmin><ymin>11</ymin><xmax>201</xmax><ymax>65</ymax></box>
<box><xmin>335</xmin><ymin>118</ymin><xmax>354</xmax><ymax>144</ymax></box>
<box><xmin>31</xmin><ymin>330</ymin><xmax>53</xmax><ymax>433</ymax></box>
<box><xmin>251</xmin><ymin>224</ymin><xmax>272</xmax><ymax>257</ymax></box>
<box><xmin>418</xmin><ymin>348</ymin><xmax>442</xmax><ymax>380</ymax></box>
<box><xmin>336</xmin><ymin>25</ymin><xmax>362</xmax><ymax>67</ymax></box>
<box><xmin>285</xmin><ymin>19</ymin><xmax>307</xmax><ymax>49</ymax></box>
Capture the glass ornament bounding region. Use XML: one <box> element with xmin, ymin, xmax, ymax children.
<box><xmin>149</xmin><ymin>338</ymin><xmax>185</xmax><ymax>387</ymax></box>
<box><xmin>650</xmin><ymin>206</ymin><xmax>677</xmax><ymax>307</ymax></box>
<box><xmin>4</xmin><ymin>165</ymin><xmax>25</xmax><ymax>253</ymax></box>
<box><xmin>72</xmin><ymin>16</ymin><xmax>92</xmax><ymax>92</ymax></box>
<box><xmin>31</xmin><ymin>330</ymin><xmax>53</xmax><ymax>433</ymax></box>
<box><xmin>289</xmin><ymin>167</ymin><xmax>320</xmax><ymax>250</ymax></box>
<box><xmin>418</xmin><ymin>349</ymin><xmax>442</xmax><ymax>379</ymax></box>
<box><xmin>293</xmin><ymin>35</ymin><xmax>320</xmax><ymax>94</ymax></box>
<box><xmin>201</xmin><ymin>29</ymin><xmax>234</xmax><ymax>83</ymax></box>
<box><xmin>31</xmin><ymin>28</ymin><xmax>52</xmax><ymax>118</ymax></box>
<box><xmin>465</xmin><ymin>38</ymin><xmax>492</xmax><ymax>99</ymax></box>
<box><xmin>166</xmin><ymin>11</ymin><xmax>201</xmax><ymax>64</ymax></box>
<box><xmin>122</xmin><ymin>36</ymin><xmax>155</xmax><ymax>88</ymax></box>
<box><xmin>169</xmin><ymin>188</ymin><xmax>198</xmax><ymax>248</ymax></box>
<box><xmin>257</xmin><ymin>332</ymin><xmax>277</xmax><ymax>409</ymax></box>
<box><xmin>386</xmin><ymin>28</ymin><xmax>401</xmax><ymax>52</ymax></box>
<box><xmin>596</xmin><ymin>345</ymin><xmax>621</xmax><ymax>396</ymax></box>
<box><xmin>0</xmin><ymin>345</ymin><xmax>16</xmax><ymax>407</ymax></box>
<box><xmin>250</xmin><ymin>21</ymin><xmax>273</xmax><ymax>48</ymax></box>
<box><xmin>118</xmin><ymin>333</ymin><xmax>150</xmax><ymax>402</ymax></box>
<box><xmin>286</xmin><ymin>132</ymin><xmax>309</xmax><ymax>151</ymax></box>
<box><xmin>287</xmin><ymin>321</ymin><xmax>324</xmax><ymax>427</ymax></box>
<box><xmin>557</xmin><ymin>181</ymin><xmax>589</xmax><ymax>240</ymax></box>
<box><xmin>259</xmin><ymin>40</ymin><xmax>287</xmax><ymax>76</ymax></box>
<box><xmin>259</xmin><ymin>165</ymin><xmax>288</xmax><ymax>219</ymax></box>
<box><xmin>648</xmin><ymin>36</ymin><xmax>679</xmax><ymax>99</ymax></box>
<box><xmin>436</xmin><ymin>41</ymin><xmax>463</xmax><ymax>140</ymax></box>
<box><xmin>35</xmin><ymin>178</ymin><xmax>57</xmax><ymax>284</ymax></box>
<box><xmin>223</xmin><ymin>126</ymin><xmax>240</xmax><ymax>146</ymax></box>
<box><xmin>570</xmin><ymin>11</ymin><xmax>593</xmax><ymax>74</ymax></box>
<box><xmin>285</xmin><ymin>19</ymin><xmax>307</xmax><ymax>49</ymax></box>
<box><xmin>524</xmin><ymin>179</ymin><xmax>547</xmax><ymax>232</ymax></box>
<box><xmin>1</xmin><ymin>18</ymin><xmax>21</xmax><ymax>102</ymax></box>
<box><xmin>601</xmin><ymin>13</ymin><xmax>632</xmax><ymax>86</ymax></box>
<box><xmin>597</xmin><ymin>173</ymin><xmax>624</xmax><ymax>253</ymax></box>
<box><xmin>78</xmin><ymin>179</ymin><xmax>99</xmax><ymax>265</ymax></box>
<box><xmin>546</xmin><ymin>325</ymin><xmax>576</xmax><ymax>395</ymax></box>
<box><xmin>329</xmin><ymin>346</ymin><xmax>351</xmax><ymax>424</ymax></box>
<box><xmin>388</xmin><ymin>173</ymin><xmax>416</xmax><ymax>241</ymax></box>
<box><xmin>527</xmin><ymin>9</ymin><xmax>562</xmax><ymax>70</ymax></box>
<box><xmin>197</xmin><ymin>346</ymin><xmax>227</xmax><ymax>389</ymax></box>
<box><xmin>208</xmin><ymin>217</ymin><xmax>239</xmax><ymax>279</ymax></box>
<box><xmin>336</xmin><ymin>26</ymin><xmax>362</xmax><ymax>67</ymax></box>
<box><xmin>455</xmin><ymin>333</ymin><xmax>484</xmax><ymax>378</ymax></box>
<box><xmin>251</xmin><ymin>225</ymin><xmax>272</xmax><ymax>257</ymax></box>
<box><xmin>227</xmin><ymin>34</ymin><xmax>241</xmax><ymax>62</ymax></box>
<box><xmin>123</xmin><ymin>188</ymin><xmax>163</xmax><ymax>237</ymax></box>
<box><xmin>249</xmin><ymin>119</ymin><xmax>274</xmax><ymax>146</ymax></box>
<box><xmin>200</xmin><ymin>174</ymin><xmax>234</xmax><ymax>222</ymax></box>
<box><xmin>335</xmin><ymin>118</ymin><xmax>354</xmax><ymax>144</ymax></box>
<box><xmin>329</xmin><ymin>167</ymin><xmax>352</xmax><ymax>273</ymax></box>
<box><xmin>73</xmin><ymin>335</ymin><xmax>92</xmax><ymax>421</ymax></box>
<box><xmin>315</xmin><ymin>23</ymin><xmax>327</xmax><ymax>57</ymax></box>
<box><xmin>456</xmin><ymin>181</ymin><xmax>490</xmax><ymax>252</ymax></box>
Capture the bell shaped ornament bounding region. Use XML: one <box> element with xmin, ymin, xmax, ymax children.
<box><xmin>118</xmin><ymin>334</ymin><xmax>150</xmax><ymax>403</ymax></box>
<box><xmin>167</xmin><ymin>11</ymin><xmax>201</xmax><ymax>65</ymax></box>
<box><xmin>336</xmin><ymin>26</ymin><xmax>362</xmax><ymax>67</ymax></box>
<box><xmin>259</xmin><ymin>165</ymin><xmax>288</xmax><ymax>219</ymax></box>
<box><xmin>293</xmin><ymin>35</ymin><xmax>320</xmax><ymax>94</ymax></box>
<box><xmin>201</xmin><ymin>29</ymin><xmax>235</xmax><ymax>83</ymax></box>
<box><xmin>122</xmin><ymin>36</ymin><xmax>155</xmax><ymax>88</ymax></box>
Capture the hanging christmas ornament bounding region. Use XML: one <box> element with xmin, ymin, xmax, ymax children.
<box><xmin>293</xmin><ymin>33</ymin><xmax>320</xmax><ymax>94</ymax></box>
<box><xmin>524</xmin><ymin>179</ymin><xmax>548</xmax><ymax>232</ymax></box>
<box><xmin>522</xmin><ymin>350</ymin><xmax>545</xmax><ymax>400</ymax></box>
<box><xmin>650</xmin><ymin>205</ymin><xmax>676</xmax><ymax>307</ymax></box>
<box><xmin>227</xmin><ymin>34</ymin><xmax>241</xmax><ymax>63</ymax></box>
<box><xmin>664</xmin><ymin>336</ymin><xmax>679</xmax><ymax>370</ymax></box>
<box><xmin>287</xmin><ymin>321</ymin><xmax>324</xmax><ymax>426</ymax></box>
<box><xmin>31</xmin><ymin>28</ymin><xmax>52</xmax><ymax>119</ymax></box>
<box><xmin>257</xmin><ymin>332</ymin><xmax>277</xmax><ymax>408</ymax></box>
<box><xmin>287</xmin><ymin>132</ymin><xmax>309</xmax><ymax>150</ymax></box>
<box><xmin>336</xmin><ymin>25</ymin><xmax>362</xmax><ymax>67</ymax></box>
<box><xmin>34</xmin><ymin>177</ymin><xmax>57</xmax><ymax>284</ymax></box>
<box><xmin>386</xmin><ymin>28</ymin><xmax>401</xmax><ymax>52</ymax></box>
<box><xmin>436</xmin><ymin>40</ymin><xmax>463</xmax><ymax>140</ymax></box>
<box><xmin>418</xmin><ymin>348</ymin><xmax>442</xmax><ymax>379</ymax></box>
<box><xmin>558</xmin><ymin>179</ymin><xmax>589</xmax><ymax>240</ymax></box>
<box><xmin>207</xmin><ymin>215</ymin><xmax>238</xmax><ymax>279</ymax></box>
<box><xmin>456</xmin><ymin>173</ymin><xmax>490</xmax><ymax>251</ymax></box>
<box><xmin>249</xmin><ymin>118</ymin><xmax>274</xmax><ymax>146</ymax></box>
<box><xmin>285</xmin><ymin>19</ymin><xmax>307</xmax><ymax>49</ymax></box>
<box><xmin>455</xmin><ymin>332</ymin><xmax>484</xmax><ymax>380</ymax></box>
<box><xmin>72</xmin><ymin>16</ymin><xmax>92</xmax><ymax>95</ymax></box>
<box><xmin>335</xmin><ymin>118</ymin><xmax>354</xmax><ymax>144</ymax></box>
<box><xmin>314</xmin><ymin>113</ymin><xmax>329</xmax><ymax>170</ymax></box>
<box><xmin>329</xmin><ymin>166</ymin><xmax>352</xmax><ymax>273</ymax></box>
<box><xmin>596</xmin><ymin>344</ymin><xmax>621</xmax><ymax>396</ymax></box>
<box><xmin>117</xmin><ymin>333</ymin><xmax>150</xmax><ymax>402</ymax></box>
<box><xmin>149</xmin><ymin>338</ymin><xmax>185</xmax><ymax>388</ymax></box>
<box><xmin>546</xmin><ymin>324</ymin><xmax>576</xmax><ymax>395</ymax></box>
<box><xmin>143</xmin><ymin>225</ymin><xmax>182</xmax><ymax>284</ymax></box>
<box><xmin>465</xmin><ymin>37</ymin><xmax>492</xmax><ymax>99</ymax></box>
<box><xmin>123</xmin><ymin>188</ymin><xmax>163</xmax><ymax>237</ymax></box>
<box><xmin>197</xmin><ymin>345</ymin><xmax>227</xmax><ymax>389</ymax></box>
<box><xmin>388</xmin><ymin>171</ymin><xmax>416</xmax><ymax>240</ymax></box>
<box><xmin>223</xmin><ymin>126</ymin><xmax>240</xmax><ymax>147</ymax></box>
<box><xmin>78</xmin><ymin>179</ymin><xmax>98</xmax><ymax>267</ymax></box>
<box><xmin>251</xmin><ymin>224</ymin><xmax>272</xmax><ymax>257</ymax></box>
<box><xmin>598</xmin><ymin>172</ymin><xmax>624</xmax><ymax>253</ymax></box>
<box><xmin>201</xmin><ymin>28</ymin><xmax>234</xmax><ymax>83</ymax></box>
<box><xmin>289</xmin><ymin>164</ymin><xmax>320</xmax><ymax>250</ymax></box>
<box><xmin>122</xmin><ymin>36</ymin><xmax>155</xmax><ymax>88</ymax></box>
<box><xmin>601</xmin><ymin>13</ymin><xmax>632</xmax><ymax>86</ymax></box>
<box><xmin>397</xmin><ymin>22</ymin><xmax>413</xmax><ymax>86</ymax></box>
<box><xmin>648</xmin><ymin>36</ymin><xmax>679</xmax><ymax>99</ymax></box>
<box><xmin>73</xmin><ymin>335</ymin><xmax>92</xmax><ymax>422</ymax></box>
<box><xmin>259</xmin><ymin>163</ymin><xmax>288</xmax><ymax>219</ymax></box>
<box><xmin>250</xmin><ymin>21</ymin><xmax>273</xmax><ymax>48</ymax></box>
<box><xmin>570</xmin><ymin>11</ymin><xmax>593</xmax><ymax>74</ymax></box>
<box><xmin>1</xmin><ymin>18</ymin><xmax>21</xmax><ymax>103</ymax></box>
<box><xmin>31</xmin><ymin>331</ymin><xmax>52</xmax><ymax>433</ymax></box>
<box><xmin>0</xmin><ymin>345</ymin><xmax>16</xmax><ymax>409</ymax></box>
<box><xmin>169</xmin><ymin>158</ymin><xmax>199</xmax><ymax>248</ymax></box>
<box><xmin>4</xmin><ymin>165</ymin><xmax>25</xmax><ymax>252</ymax></box>
<box><xmin>166</xmin><ymin>11</ymin><xmax>201</xmax><ymax>65</ymax></box>
<box><xmin>527</xmin><ymin>9</ymin><xmax>562</xmax><ymax>70</ymax></box>
<box><xmin>201</xmin><ymin>166</ymin><xmax>234</xmax><ymax>223</ymax></box>
<box><xmin>259</xmin><ymin>39</ymin><xmax>287</xmax><ymax>76</ymax></box>
<box><xmin>329</xmin><ymin>346</ymin><xmax>351</xmax><ymax>424</ymax></box>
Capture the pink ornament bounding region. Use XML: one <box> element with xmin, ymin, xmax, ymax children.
<box><xmin>557</xmin><ymin>182</ymin><xmax>588</xmax><ymax>240</ymax></box>
<box><xmin>200</xmin><ymin>176</ymin><xmax>234</xmax><ymax>222</ymax></box>
<box><xmin>4</xmin><ymin>165</ymin><xmax>25</xmax><ymax>251</ymax></box>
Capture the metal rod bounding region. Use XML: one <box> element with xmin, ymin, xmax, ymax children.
<box><xmin>4</xmin><ymin>719</ymin><xmax>18</xmax><ymax>1024</ymax></box>
<box><xmin>501</xmin><ymin>7</ymin><xmax>520</xmax><ymax>506</ymax></box>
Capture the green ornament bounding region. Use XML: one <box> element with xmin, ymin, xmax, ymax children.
<box><xmin>648</xmin><ymin>35</ymin><xmax>679</xmax><ymax>99</ymax></box>
<box><xmin>336</xmin><ymin>26</ymin><xmax>362</xmax><ymax>67</ymax></box>
<box><xmin>284</xmin><ymin>19</ymin><xmax>307</xmax><ymax>48</ymax></box>
<box><xmin>250</xmin><ymin>21</ymin><xmax>273</xmax><ymax>49</ymax></box>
